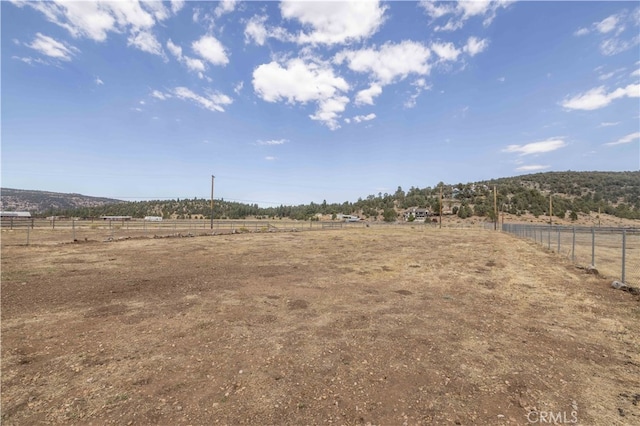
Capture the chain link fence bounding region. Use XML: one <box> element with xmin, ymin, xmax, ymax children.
<box><xmin>501</xmin><ymin>223</ymin><xmax>639</xmax><ymax>286</ymax></box>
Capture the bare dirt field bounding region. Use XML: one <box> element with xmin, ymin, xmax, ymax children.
<box><xmin>2</xmin><ymin>228</ymin><xmax>639</xmax><ymax>425</ymax></box>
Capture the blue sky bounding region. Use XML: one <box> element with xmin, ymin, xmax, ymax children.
<box><xmin>2</xmin><ymin>1</ymin><xmax>639</xmax><ymax>206</ymax></box>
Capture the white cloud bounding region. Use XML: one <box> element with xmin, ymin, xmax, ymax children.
<box><xmin>192</xmin><ymin>35</ymin><xmax>228</xmax><ymax>66</ymax></box>
<box><xmin>27</xmin><ymin>33</ymin><xmax>78</xmax><ymax>61</ymax></box>
<box><xmin>420</xmin><ymin>0</ymin><xmax>511</xmax><ymax>32</ymax></box>
<box><xmin>258</xmin><ymin>139</ymin><xmax>287</xmax><ymax>146</ymax></box>
<box><xmin>604</xmin><ymin>132</ymin><xmax>640</xmax><ymax>146</ymax></box>
<box><xmin>463</xmin><ymin>36</ymin><xmax>489</xmax><ymax>56</ymax></box>
<box><xmin>127</xmin><ymin>30</ymin><xmax>165</xmax><ymax>58</ymax></box>
<box><xmin>595</xmin><ymin>14</ymin><xmax>621</xmax><ymax>34</ymax></box>
<box><xmin>95</xmin><ymin>76</ymin><xmax>104</xmax><ymax>85</ymax></box>
<box><xmin>280</xmin><ymin>0</ymin><xmax>387</xmax><ymax>45</ymax></box>
<box><xmin>352</xmin><ymin>113</ymin><xmax>376</xmax><ymax>123</ymax></box>
<box><xmin>12</xmin><ymin>55</ymin><xmax>49</xmax><ymax>66</ymax></box>
<box><xmin>234</xmin><ymin>81</ymin><xmax>244</xmax><ymax>95</ymax></box>
<box><xmin>214</xmin><ymin>0</ymin><xmax>237</xmax><ymax>18</ymax></box>
<box><xmin>516</xmin><ymin>164</ymin><xmax>551</xmax><ymax>172</ymax></box>
<box><xmin>166</xmin><ymin>38</ymin><xmax>182</xmax><ymax>58</ymax></box>
<box><xmin>265</xmin><ymin>156</ymin><xmax>277</xmax><ymax>161</ymax></box>
<box><xmin>404</xmin><ymin>78</ymin><xmax>431</xmax><ymax>108</ymax></box>
<box><xmin>632</xmin><ymin>67</ymin><xmax>640</xmax><ymax>77</ymax></box>
<box><xmin>151</xmin><ymin>89</ymin><xmax>170</xmax><ymax>100</ymax></box>
<box><xmin>431</xmin><ymin>41</ymin><xmax>461</xmax><ymax>61</ymax></box>
<box><xmin>17</xmin><ymin>0</ymin><xmax>180</xmax><ymax>56</ymax></box>
<box><xmin>503</xmin><ymin>138</ymin><xmax>567</xmax><ymax>156</ymax></box>
<box><xmin>172</xmin><ymin>87</ymin><xmax>233</xmax><ymax>112</ymax></box>
<box><xmin>335</xmin><ymin>41</ymin><xmax>431</xmax><ymax>85</ymax></box>
<box><xmin>355</xmin><ymin>83</ymin><xmax>383</xmax><ymax>106</ymax></box>
<box><xmin>184</xmin><ymin>56</ymin><xmax>206</xmax><ymax>73</ymax></box>
<box><xmin>337</xmin><ymin>40</ymin><xmax>459</xmax><ymax>108</ymax></box>
<box><xmin>167</xmin><ymin>39</ymin><xmax>206</xmax><ymax>72</ymax></box>
<box><xmin>600</xmin><ymin>35</ymin><xmax>640</xmax><ymax>56</ymax></box>
<box><xmin>574</xmin><ymin>7</ymin><xmax>640</xmax><ymax>56</ymax></box>
<box><xmin>253</xmin><ymin>58</ymin><xmax>349</xmax><ymax>130</ymax></box>
<box><xmin>170</xmin><ymin>0</ymin><xmax>185</xmax><ymax>14</ymax></box>
<box><xmin>244</xmin><ymin>15</ymin><xmax>268</xmax><ymax>45</ymax></box>
<box><xmin>599</xmin><ymin>121</ymin><xmax>620</xmax><ymax>127</ymax></box>
<box><xmin>498</xmin><ymin>76</ymin><xmax>506</xmax><ymax>82</ymax></box>
<box><xmin>574</xmin><ymin>27</ymin><xmax>590</xmax><ymax>36</ymax></box>
<box><xmin>598</xmin><ymin>71</ymin><xmax>615</xmax><ymax>80</ymax></box>
<box><xmin>561</xmin><ymin>84</ymin><xmax>640</xmax><ymax>110</ymax></box>
<box><xmin>141</xmin><ymin>0</ymin><xmax>170</xmax><ymax>22</ymax></box>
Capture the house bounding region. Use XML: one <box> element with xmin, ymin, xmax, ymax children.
<box><xmin>403</xmin><ymin>208</ymin><xmax>429</xmax><ymax>222</ymax></box>
<box><xmin>337</xmin><ymin>214</ymin><xmax>361</xmax><ymax>222</ymax></box>
<box><xmin>0</xmin><ymin>211</ymin><xmax>31</xmax><ymax>218</ymax></box>
<box><xmin>99</xmin><ymin>215</ymin><xmax>132</xmax><ymax>221</ymax></box>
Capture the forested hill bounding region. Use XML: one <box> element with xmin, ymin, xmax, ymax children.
<box><xmin>0</xmin><ymin>188</ymin><xmax>121</xmax><ymax>213</ymax></box>
<box><xmin>2</xmin><ymin>171</ymin><xmax>639</xmax><ymax>220</ymax></box>
<box><xmin>480</xmin><ymin>171</ymin><xmax>639</xmax><ymax>201</ymax></box>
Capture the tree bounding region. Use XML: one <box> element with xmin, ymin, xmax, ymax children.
<box><xmin>383</xmin><ymin>208</ymin><xmax>397</xmax><ymax>222</ymax></box>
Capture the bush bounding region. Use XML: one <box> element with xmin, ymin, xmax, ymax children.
<box><xmin>383</xmin><ymin>209</ymin><xmax>397</xmax><ymax>222</ymax></box>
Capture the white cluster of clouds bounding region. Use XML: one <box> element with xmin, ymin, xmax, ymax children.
<box><xmin>561</xmin><ymin>83</ymin><xmax>640</xmax><ymax>111</ymax></box>
<box><xmin>574</xmin><ymin>6</ymin><xmax>640</xmax><ymax>56</ymax></box>
<box><xmin>503</xmin><ymin>138</ymin><xmax>567</xmax><ymax>172</ymax></box>
<box><xmin>245</xmin><ymin>1</ymin><xmax>495</xmax><ymax>129</ymax></box>
<box><xmin>604</xmin><ymin>132</ymin><xmax>640</xmax><ymax>147</ymax></box>
<box><xmin>252</xmin><ymin>58</ymin><xmax>350</xmax><ymax>130</ymax></box>
<box><xmin>344</xmin><ymin>113</ymin><xmax>376</xmax><ymax>124</ymax></box>
<box><xmin>166</xmin><ymin>35</ymin><xmax>229</xmax><ymax>80</ymax></box>
<box><xmin>257</xmin><ymin>139</ymin><xmax>287</xmax><ymax>146</ymax></box>
<box><xmin>419</xmin><ymin>0</ymin><xmax>512</xmax><ymax>32</ymax></box>
<box><xmin>12</xmin><ymin>0</ymin><xmax>501</xmax><ymax>130</ymax></box>
<box><xmin>11</xmin><ymin>0</ymin><xmax>186</xmax><ymax>59</ymax></box>
<box><xmin>152</xmin><ymin>87</ymin><xmax>232</xmax><ymax>113</ymax></box>
<box><xmin>26</xmin><ymin>32</ymin><xmax>79</xmax><ymax>61</ymax></box>
<box><xmin>11</xmin><ymin>0</ymin><xmax>239</xmax><ymax>112</ymax></box>
<box><xmin>244</xmin><ymin>0</ymin><xmax>386</xmax><ymax>46</ymax></box>
<box><xmin>503</xmin><ymin>138</ymin><xmax>567</xmax><ymax>156</ymax></box>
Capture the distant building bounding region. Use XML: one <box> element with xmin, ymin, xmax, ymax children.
<box><xmin>99</xmin><ymin>215</ymin><xmax>132</xmax><ymax>221</ymax></box>
<box><xmin>0</xmin><ymin>211</ymin><xmax>31</xmax><ymax>218</ymax></box>
<box><xmin>144</xmin><ymin>216</ymin><xmax>163</xmax><ymax>221</ymax></box>
<box><xmin>337</xmin><ymin>214</ymin><xmax>361</xmax><ymax>222</ymax></box>
<box><xmin>403</xmin><ymin>208</ymin><xmax>429</xmax><ymax>222</ymax></box>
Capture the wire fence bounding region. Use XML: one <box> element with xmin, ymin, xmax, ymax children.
<box><xmin>1</xmin><ymin>217</ymin><xmax>488</xmax><ymax>247</ymax></box>
<box><xmin>500</xmin><ymin>223</ymin><xmax>639</xmax><ymax>287</ymax></box>
<box><xmin>0</xmin><ymin>218</ymin><xmax>353</xmax><ymax>245</ymax></box>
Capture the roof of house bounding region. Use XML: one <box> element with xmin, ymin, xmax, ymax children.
<box><xmin>0</xmin><ymin>211</ymin><xmax>32</xmax><ymax>217</ymax></box>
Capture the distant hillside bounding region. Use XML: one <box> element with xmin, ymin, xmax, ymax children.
<box><xmin>480</xmin><ymin>171</ymin><xmax>640</xmax><ymax>202</ymax></box>
<box><xmin>0</xmin><ymin>188</ymin><xmax>122</xmax><ymax>214</ymax></box>
<box><xmin>3</xmin><ymin>171</ymin><xmax>640</xmax><ymax>220</ymax></box>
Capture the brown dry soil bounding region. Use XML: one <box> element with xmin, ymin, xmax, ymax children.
<box><xmin>2</xmin><ymin>228</ymin><xmax>639</xmax><ymax>425</ymax></box>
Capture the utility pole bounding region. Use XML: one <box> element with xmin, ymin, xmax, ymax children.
<box><xmin>549</xmin><ymin>194</ymin><xmax>553</xmax><ymax>226</ymax></box>
<box><xmin>493</xmin><ymin>185</ymin><xmax>497</xmax><ymax>231</ymax></box>
<box><xmin>210</xmin><ymin>175</ymin><xmax>215</xmax><ymax>230</ymax></box>
<box><xmin>439</xmin><ymin>184</ymin><xmax>443</xmax><ymax>229</ymax></box>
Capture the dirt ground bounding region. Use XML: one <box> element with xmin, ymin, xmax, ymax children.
<box><xmin>2</xmin><ymin>228</ymin><xmax>639</xmax><ymax>425</ymax></box>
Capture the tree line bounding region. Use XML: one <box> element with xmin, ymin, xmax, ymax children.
<box><xmin>39</xmin><ymin>171</ymin><xmax>640</xmax><ymax>221</ymax></box>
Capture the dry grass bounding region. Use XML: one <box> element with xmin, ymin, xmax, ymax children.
<box><xmin>2</xmin><ymin>228</ymin><xmax>639</xmax><ymax>425</ymax></box>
